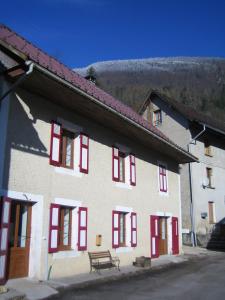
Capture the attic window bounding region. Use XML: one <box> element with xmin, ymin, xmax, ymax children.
<box><xmin>153</xmin><ymin>110</ymin><xmax>162</xmax><ymax>126</ymax></box>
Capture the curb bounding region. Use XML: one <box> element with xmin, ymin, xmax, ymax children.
<box><xmin>43</xmin><ymin>255</ymin><xmax>205</xmax><ymax>300</ymax></box>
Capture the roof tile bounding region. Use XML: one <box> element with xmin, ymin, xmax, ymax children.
<box><xmin>0</xmin><ymin>24</ymin><xmax>191</xmax><ymax>154</ymax></box>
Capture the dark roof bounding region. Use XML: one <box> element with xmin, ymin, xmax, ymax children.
<box><xmin>140</xmin><ymin>89</ymin><xmax>225</xmax><ymax>135</ymax></box>
<box><xmin>0</xmin><ymin>24</ymin><xmax>197</xmax><ymax>161</ymax></box>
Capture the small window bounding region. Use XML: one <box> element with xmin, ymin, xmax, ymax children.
<box><xmin>204</xmin><ymin>139</ymin><xmax>212</xmax><ymax>157</ymax></box>
<box><xmin>61</xmin><ymin>129</ymin><xmax>74</xmax><ymax>169</ymax></box>
<box><xmin>153</xmin><ymin>110</ymin><xmax>162</xmax><ymax>126</ymax></box>
<box><xmin>159</xmin><ymin>164</ymin><xmax>168</xmax><ymax>193</ymax></box>
<box><xmin>58</xmin><ymin>206</ymin><xmax>72</xmax><ymax>251</ymax></box>
<box><xmin>206</xmin><ymin>167</ymin><xmax>213</xmax><ymax>188</ymax></box>
<box><xmin>208</xmin><ymin>202</ymin><xmax>216</xmax><ymax>224</ymax></box>
<box><xmin>119</xmin><ymin>152</ymin><xmax>125</xmax><ymax>183</ymax></box>
<box><xmin>119</xmin><ymin>213</ymin><xmax>126</xmax><ymax>247</ymax></box>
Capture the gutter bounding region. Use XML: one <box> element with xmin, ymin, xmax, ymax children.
<box><xmin>187</xmin><ymin>124</ymin><xmax>206</xmax><ymax>247</ymax></box>
<box><xmin>33</xmin><ymin>63</ymin><xmax>197</xmax><ymax>163</ymax></box>
<box><xmin>199</xmin><ymin>122</ymin><xmax>225</xmax><ymax>137</ymax></box>
<box><xmin>0</xmin><ymin>61</ymin><xmax>34</xmax><ymax>104</ymax></box>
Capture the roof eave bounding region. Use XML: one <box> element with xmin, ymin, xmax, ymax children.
<box><xmin>32</xmin><ymin>63</ymin><xmax>198</xmax><ymax>164</ymax></box>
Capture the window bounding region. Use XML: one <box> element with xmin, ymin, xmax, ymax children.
<box><xmin>159</xmin><ymin>164</ymin><xmax>168</xmax><ymax>193</ymax></box>
<box><xmin>58</xmin><ymin>207</ymin><xmax>72</xmax><ymax>251</ymax></box>
<box><xmin>206</xmin><ymin>167</ymin><xmax>213</xmax><ymax>188</ymax></box>
<box><xmin>112</xmin><ymin>211</ymin><xmax>137</xmax><ymax>248</ymax></box>
<box><xmin>119</xmin><ymin>213</ymin><xmax>126</xmax><ymax>246</ymax></box>
<box><xmin>112</xmin><ymin>147</ymin><xmax>136</xmax><ymax>186</ymax></box>
<box><xmin>50</xmin><ymin>121</ymin><xmax>89</xmax><ymax>174</ymax></box>
<box><xmin>204</xmin><ymin>139</ymin><xmax>212</xmax><ymax>157</ymax></box>
<box><xmin>153</xmin><ymin>110</ymin><xmax>162</xmax><ymax>126</ymax></box>
<box><xmin>208</xmin><ymin>202</ymin><xmax>216</xmax><ymax>224</ymax></box>
<box><xmin>119</xmin><ymin>152</ymin><xmax>125</xmax><ymax>183</ymax></box>
<box><xmin>49</xmin><ymin>204</ymin><xmax>88</xmax><ymax>253</ymax></box>
<box><xmin>61</xmin><ymin>129</ymin><xmax>74</xmax><ymax>169</ymax></box>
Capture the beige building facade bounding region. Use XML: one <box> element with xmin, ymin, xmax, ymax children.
<box><xmin>139</xmin><ymin>91</ymin><xmax>225</xmax><ymax>248</ymax></box>
<box><xmin>0</xmin><ymin>25</ymin><xmax>196</xmax><ymax>283</ymax></box>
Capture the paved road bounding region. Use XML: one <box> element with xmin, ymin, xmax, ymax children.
<box><xmin>54</xmin><ymin>253</ymin><xmax>225</xmax><ymax>300</ymax></box>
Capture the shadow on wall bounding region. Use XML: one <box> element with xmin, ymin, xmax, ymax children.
<box><xmin>3</xmin><ymin>85</ymin><xmax>180</xmax><ymax>192</ymax></box>
<box><xmin>197</xmin><ymin>217</ymin><xmax>225</xmax><ymax>251</ymax></box>
<box><xmin>3</xmin><ymin>90</ymin><xmax>48</xmax><ymax>190</ymax></box>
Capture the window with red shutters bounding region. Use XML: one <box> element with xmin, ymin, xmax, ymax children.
<box><xmin>159</xmin><ymin>164</ymin><xmax>167</xmax><ymax>192</ymax></box>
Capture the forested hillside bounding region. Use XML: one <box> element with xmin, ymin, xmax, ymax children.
<box><xmin>76</xmin><ymin>57</ymin><xmax>225</xmax><ymax>121</ymax></box>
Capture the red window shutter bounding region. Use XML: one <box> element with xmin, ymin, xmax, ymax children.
<box><xmin>80</xmin><ymin>134</ymin><xmax>89</xmax><ymax>174</ymax></box>
<box><xmin>50</xmin><ymin>121</ymin><xmax>62</xmax><ymax>166</ymax></box>
<box><xmin>172</xmin><ymin>217</ymin><xmax>179</xmax><ymax>255</ymax></box>
<box><xmin>131</xmin><ymin>212</ymin><xmax>137</xmax><ymax>247</ymax></box>
<box><xmin>0</xmin><ymin>197</ymin><xmax>11</xmax><ymax>284</ymax></box>
<box><xmin>112</xmin><ymin>211</ymin><xmax>120</xmax><ymax>248</ymax></box>
<box><xmin>130</xmin><ymin>154</ymin><xmax>136</xmax><ymax>186</ymax></box>
<box><xmin>48</xmin><ymin>203</ymin><xmax>60</xmax><ymax>253</ymax></box>
<box><xmin>112</xmin><ymin>147</ymin><xmax>119</xmax><ymax>181</ymax></box>
<box><xmin>78</xmin><ymin>207</ymin><xmax>88</xmax><ymax>251</ymax></box>
<box><xmin>150</xmin><ymin>215</ymin><xmax>159</xmax><ymax>258</ymax></box>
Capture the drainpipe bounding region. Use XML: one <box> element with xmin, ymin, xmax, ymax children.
<box><xmin>188</xmin><ymin>124</ymin><xmax>206</xmax><ymax>247</ymax></box>
<box><xmin>0</xmin><ymin>60</ymin><xmax>34</xmax><ymax>104</ymax></box>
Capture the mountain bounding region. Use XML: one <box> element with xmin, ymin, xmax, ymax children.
<box><xmin>75</xmin><ymin>57</ymin><xmax>225</xmax><ymax>121</ymax></box>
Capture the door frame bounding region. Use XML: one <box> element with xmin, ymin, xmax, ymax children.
<box><xmin>1</xmin><ymin>190</ymin><xmax>44</xmax><ymax>279</ymax></box>
<box><xmin>151</xmin><ymin>212</ymin><xmax>173</xmax><ymax>256</ymax></box>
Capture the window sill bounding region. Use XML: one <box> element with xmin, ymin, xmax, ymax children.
<box><xmin>159</xmin><ymin>190</ymin><xmax>169</xmax><ymax>196</ymax></box>
<box><xmin>115</xmin><ymin>247</ymin><xmax>133</xmax><ymax>253</ymax></box>
<box><xmin>53</xmin><ymin>250</ymin><xmax>81</xmax><ymax>259</ymax></box>
<box><xmin>55</xmin><ymin>166</ymin><xmax>83</xmax><ymax>177</ymax></box>
<box><xmin>115</xmin><ymin>182</ymin><xmax>132</xmax><ymax>190</ymax></box>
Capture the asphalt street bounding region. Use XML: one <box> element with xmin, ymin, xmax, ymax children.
<box><xmin>52</xmin><ymin>252</ymin><xmax>225</xmax><ymax>300</ymax></box>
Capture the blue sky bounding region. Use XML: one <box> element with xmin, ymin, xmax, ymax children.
<box><xmin>1</xmin><ymin>0</ymin><xmax>225</xmax><ymax>68</ymax></box>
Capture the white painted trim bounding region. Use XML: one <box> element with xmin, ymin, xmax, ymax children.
<box><xmin>167</xmin><ymin>217</ymin><xmax>172</xmax><ymax>255</ymax></box>
<box><xmin>116</xmin><ymin>247</ymin><xmax>132</xmax><ymax>253</ymax></box>
<box><xmin>178</xmin><ymin>172</ymin><xmax>182</xmax><ymax>252</ymax></box>
<box><xmin>115</xmin><ymin>182</ymin><xmax>132</xmax><ymax>190</ymax></box>
<box><xmin>55</xmin><ymin>166</ymin><xmax>82</xmax><ymax>177</ymax></box>
<box><xmin>157</xmin><ymin>161</ymin><xmax>169</xmax><ymax>196</ymax></box>
<box><xmin>53</xmin><ymin>250</ymin><xmax>81</xmax><ymax>259</ymax></box>
<box><xmin>54</xmin><ymin>198</ymin><xmax>82</xmax><ymax>207</ymax></box>
<box><xmin>155</xmin><ymin>211</ymin><xmax>172</xmax><ymax>217</ymax></box>
<box><xmin>0</xmin><ymin>189</ymin><xmax>44</xmax><ymax>279</ymax></box>
<box><xmin>116</xmin><ymin>206</ymin><xmax>133</xmax><ymax>213</ymax></box>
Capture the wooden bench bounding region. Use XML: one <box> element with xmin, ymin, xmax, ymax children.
<box><xmin>88</xmin><ymin>250</ymin><xmax>120</xmax><ymax>273</ymax></box>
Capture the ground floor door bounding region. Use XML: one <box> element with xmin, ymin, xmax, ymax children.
<box><xmin>158</xmin><ymin>217</ymin><xmax>168</xmax><ymax>255</ymax></box>
<box><xmin>7</xmin><ymin>201</ymin><xmax>32</xmax><ymax>279</ymax></box>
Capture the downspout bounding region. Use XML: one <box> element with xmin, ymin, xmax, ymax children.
<box><xmin>188</xmin><ymin>124</ymin><xmax>206</xmax><ymax>246</ymax></box>
<box><xmin>0</xmin><ymin>60</ymin><xmax>34</xmax><ymax>104</ymax></box>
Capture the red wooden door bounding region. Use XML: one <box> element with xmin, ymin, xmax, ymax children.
<box><xmin>172</xmin><ymin>217</ymin><xmax>179</xmax><ymax>255</ymax></box>
<box><xmin>0</xmin><ymin>197</ymin><xmax>11</xmax><ymax>284</ymax></box>
<box><xmin>150</xmin><ymin>215</ymin><xmax>159</xmax><ymax>258</ymax></box>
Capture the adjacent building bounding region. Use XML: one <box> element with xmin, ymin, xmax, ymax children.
<box><xmin>0</xmin><ymin>25</ymin><xmax>196</xmax><ymax>283</ymax></box>
<box><xmin>139</xmin><ymin>90</ymin><xmax>225</xmax><ymax>248</ymax></box>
